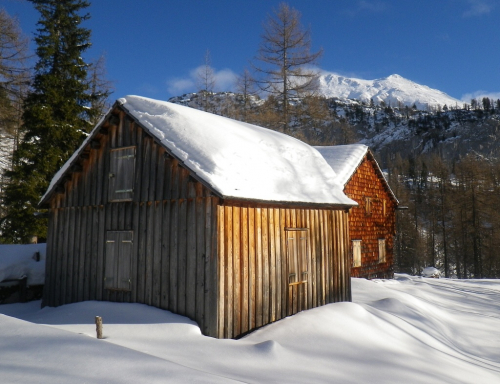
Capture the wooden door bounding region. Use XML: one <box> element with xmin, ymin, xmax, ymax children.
<box><xmin>286</xmin><ymin>229</ymin><xmax>308</xmax><ymax>316</ymax></box>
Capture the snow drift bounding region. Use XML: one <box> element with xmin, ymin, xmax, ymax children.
<box><xmin>1</xmin><ymin>275</ymin><xmax>499</xmax><ymax>383</ymax></box>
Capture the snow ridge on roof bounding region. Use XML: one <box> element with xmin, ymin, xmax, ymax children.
<box><xmin>314</xmin><ymin>144</ymin><xmax>369</xmax><ymax>186</ymax></box>
<box><xmin>42</xmin><ymin>96</ymin><xmax>356</xmax><ymax>207</ymax></box>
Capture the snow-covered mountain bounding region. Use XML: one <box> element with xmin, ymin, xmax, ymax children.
<box><xmin>317</xmin><ymin>73</ymin><xmax>461</xmax><ymax>110</ymax></box>
<box><xmin>166</xmin><ymin>88</ymin><xmax>500</xmax><ymax>164</ymax></box>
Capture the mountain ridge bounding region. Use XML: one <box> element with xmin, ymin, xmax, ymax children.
<box><xmin>316</xmin><ymin>72</ymin><xmax>462</xmax><ymax>110</ymax></box>
<box><xmin>166</xmin><ymin>86</ymin><xmax>500</xmax><ymax>166</ymax></box>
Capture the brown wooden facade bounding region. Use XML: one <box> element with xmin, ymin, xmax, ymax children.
<box><xmin>344</xmin><ymin>153</ymin><xmax>397</xmax><ymax>279</ymax></box>
<box><xmin>217</xmin><ymin>203</ymin><xmax>350</xmax><ymax>338</ymax></box>
<box><xmin>42</xmin><ymin>104</ymin><xmax>352</xmax><ymax>338</ymax></box>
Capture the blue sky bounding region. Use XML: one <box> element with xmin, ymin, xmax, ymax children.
<box><xmin>4</xmin><ymin>0</ymin><xmax>500</xmax><ymax>102</ymax></box>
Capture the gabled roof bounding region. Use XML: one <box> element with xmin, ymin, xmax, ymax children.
<box><xmin>314</xmin><ymin>144</ymin><xmax>398</xmax><ymax>204</ymax></box>
<box><xmin>41</xmin><ymin>96</ymin><xmax>356</xmax><ymax>207</ymax></box>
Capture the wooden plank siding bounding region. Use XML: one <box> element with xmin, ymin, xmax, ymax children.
<box><xmin>217</xmin><ymin>203</ymin><xmax>350</xmax><ymax>339</ymax></box>
<box><xmin>42</xmin><ymin>114</ymin><xmax>219</xmax><ymax>336</ymax></box>
<box><xmin>344</xmin><ymin>155</ymin><xmax>396</xmax><ymax>279</ymax></box>
<box><xmin>42</xmin><ymin>108</ymin><xmax>352</xmax><ymax>339</ymax></box>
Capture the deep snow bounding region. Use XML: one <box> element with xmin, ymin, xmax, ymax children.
<box><xmin>1</xmin><ymin>275</ymin><xmax>499</xmax><ymax>383</ymax></box>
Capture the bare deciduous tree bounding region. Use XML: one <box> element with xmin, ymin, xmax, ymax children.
<box><xmin>87</xmin><ymin>53</ymin><xmax>114</xmax><ymax>126</ymax></box>
<box><xmin>0</xmin><ymin>8</ymin><xmax>30</xmax><ymax>203</ymax></box>
<box><xmin>0</xmin><ymin>8</ymin><xmax>30</xmax><ymax>135</ymax></box>
<box><xmin>197</xmin><ymin>49</ymin><xmax>215</xmax><ymax>112</ymax></box>
<box><xmin>0</xmin><ymin>8</ymin><xmax>30</xmax><ymax>99</ymax></box>
<box><xmin>254</xmin><ymin>2</ymin><xmax>322</xmax><ymax>132</ymax></box>
<box><xmin>235</xmin><ymin>68</ymin><xmax>257</xmax><ymax>121</ymax></box>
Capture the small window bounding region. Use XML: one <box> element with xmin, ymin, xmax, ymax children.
<box><xmin>105</xmin><ymin>231</ymin><xmax>133</xmax><ymax>291</ymax></box>
<box><xmin>352</xmin><ymin>240</ymin><xmax>362</xmax><ymax>267</ymax></box>
<box><xmin>108</xmin><ymin>146</ymin><xmax>136</xmax><ymax>202</ymax></box>
<box><xmin>383</xmin><ymin>199</ymin><xmax>387</xmax><ymax>216</ymax></box>
<box><xmin>286</xmin><ymin>229</ymin><xmax>308</xmax><ymax>285</ymax></box>
<box><xmin>378</xmin><ymin>238</ymin><xmax>386</xmax><ymax>263</ymax></box>
<box><xmin>365</xmin><ymin>197</ymin><xmax>372</xmax><ymax>215</ymax></box>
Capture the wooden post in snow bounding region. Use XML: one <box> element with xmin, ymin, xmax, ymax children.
<box><xmin>95</xmin><ymin>316</ymin><xmax>103</xmax><ymax>339</ymax></box>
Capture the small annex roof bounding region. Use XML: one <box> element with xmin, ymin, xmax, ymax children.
<box><xmin>314</xmin><ymin>144</ymin><xmax>398</xmax><ymax>204</ymax></box>
<box><xmin>41</xmin><ymin>96</ymin><xmax>356</xmax><ymax>207</ymax></box>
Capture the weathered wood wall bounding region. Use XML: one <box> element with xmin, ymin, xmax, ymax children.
<box><xmin>216</xmin><ymin>203</ymin><xmax>351</xmax><ymax>339</ymax></box>
<box><xmin>43</xmin><ymin>110</ymin><xmax>219</xmax><ymax>336</ymax></box>
<box><xmin>44</xmin><ymin>108</ymin><xmax>353</xmax><ymax>339</ymax></box>
<box><xmin>344</xmin><ymin>155</ymin><xmax>396</xmax><ymax>279</ymax></box>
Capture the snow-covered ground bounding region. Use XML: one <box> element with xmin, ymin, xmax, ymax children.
<box><xmin>1</xmin><ymin>275</ymin><xmax>499</xmax><ymax>383</ymax></box>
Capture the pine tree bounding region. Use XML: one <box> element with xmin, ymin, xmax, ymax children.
<box><xmin>1</xmin><ymin>0</ymin><xmax>94</xmax><ymax>243</ymax></box>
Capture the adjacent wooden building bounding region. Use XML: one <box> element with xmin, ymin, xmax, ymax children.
<box><xmin>40</xmin><ymin>96</ymin><xmax>356</xmax><ymax>338</ymax></box>
<box><xmin>316</xmin><ymin>145</ymin><xmax>398</xmax><ymax>279</ymax></box>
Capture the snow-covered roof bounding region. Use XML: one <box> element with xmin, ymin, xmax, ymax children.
<box><xmin>41</xmin><ymin>96</ymin><xmax>356</xmax><ymax>207</ymax></box>
<box><xmin>315</xmin><ymin>144</ymin><xmax>369</xmax><ymax>186</ymax></box>
<box><xmin>0</xmin><ymin>244</ymin><xmax>46</xmax><ymax>286</ymax></box>
<box><xmin>314</xmin><ymin>144</ymin><xmax>398</xmax><ymax>203</ymax></box>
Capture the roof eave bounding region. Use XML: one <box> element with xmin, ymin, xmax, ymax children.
<box><xmin>220</xmin><ymin>195</ymin><xmax>357</xmax><ymax>211</ymax></box>
<box><xmin>40</xmin><ymin>99</ymin><xmax>225</xmax><ymax>208</ymax></box>
<box><xmin>39</xmin><ymin>103</ymin><xmax>122</xmax><ymax>207</ymax></box>
<box><xmin>365</xmin><ymin>149</ymin><xmax>400</xmax><ymax>205</ymax></box>
<box><xmin>338</xmin><ymin>147</ymin><xmax>399</xmax><ymax>206</ymax></box>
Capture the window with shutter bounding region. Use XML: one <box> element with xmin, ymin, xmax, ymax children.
<box><xmin>352</xmin><ymin>240</ymin><xmax>362</xmax><ymax>267</ymax></box>
<box><xmin>105</xmin><ymin>231</ymin><xmax>133</xmax><ymax>291</ymax></box>
<box><xmin>108</xmin><ymin>146</ymin><xmax>136</xmax><ymax>202</ymax></box>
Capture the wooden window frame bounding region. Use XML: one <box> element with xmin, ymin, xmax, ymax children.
<box><xmin>285</xmin><ymin>228</ymin><xmax>308</xmax><ymax>286</ymax></box>
<box><xmin>378</xmin><ymin>238</ymin><xmax>386</xmax><ymax>263</ymax></box>
<box><xmin>365</xmin><ymin>197</ymin><xmax>372</xmax><ymax>215</ymax></box>
<box><xmin>352</xmin><ymin>240</ymin><xmax>362</xmax><ymax>268</ymax></box>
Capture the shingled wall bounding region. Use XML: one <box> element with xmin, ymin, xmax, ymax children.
<box><xmin>344</xmin><ymin>155</ymin><xmax>396</xmax><ymax>279</ymax></box>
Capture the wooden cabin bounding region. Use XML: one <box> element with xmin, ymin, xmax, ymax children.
<box><xmin>316</xmin><ymin>145</ymin><xmax>398</xmax><ymax>279</ymax></box>
<box><xmin>40</xmin><ymin>96</ymin><xmax>356</xmax><ymax>338</ymax></box>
